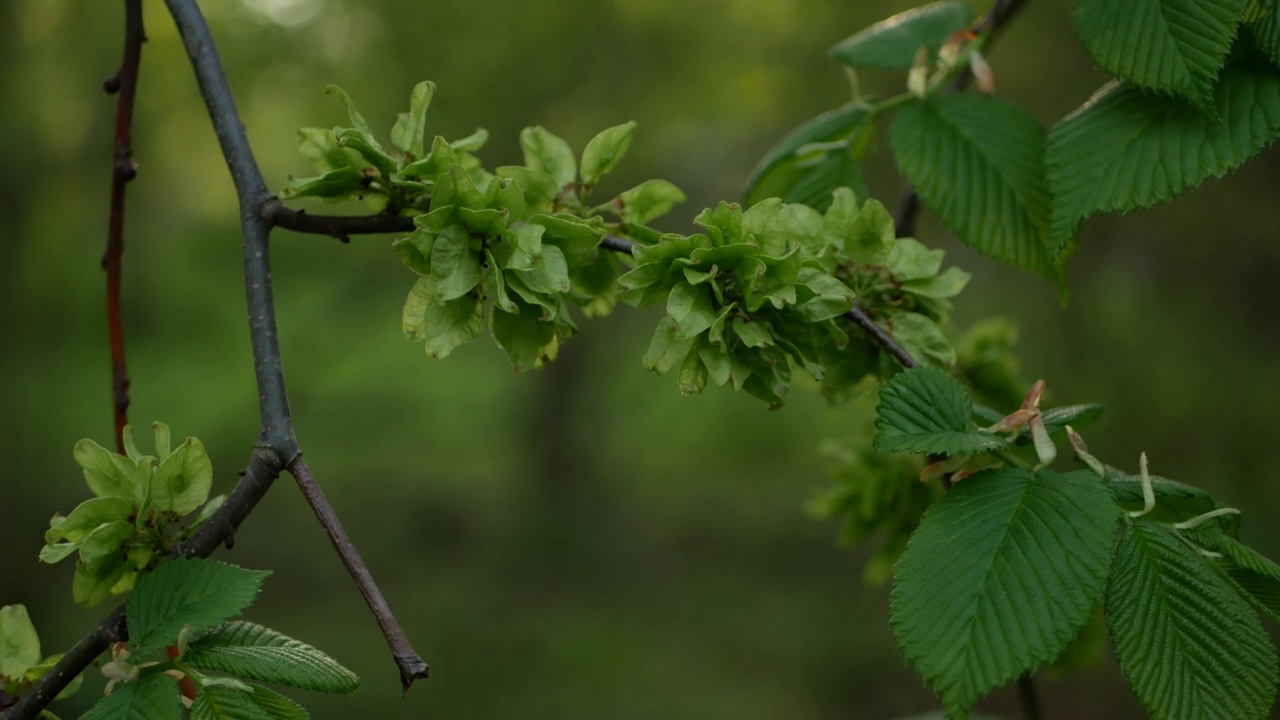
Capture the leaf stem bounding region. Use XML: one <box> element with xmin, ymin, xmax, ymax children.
<box><xmin>992</xmin><ymin>446</ymin><xmax>1035</xmax><ymax>470</ymax></box>
<box><xmin>1018</xmin><ymin>673</ymin><xmax>1043</xmax><ymax>720</ymax></box>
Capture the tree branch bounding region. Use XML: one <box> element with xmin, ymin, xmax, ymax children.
<box><xmin>3</xmin><ymin>449</ymin><xmax>285</xmax><ymax>720</ymax></box>
<box><xmin>893</xmin><ymin>0</ymin><xmax>1032</xmax><ymax>238</ymax></box>
<box><xmin>103</xmin><ymin>0</ymin><xmax>144</xmax><ymax>455</ymax></box>
<box><xmin>844</xmin><ymin>305</ymin><xmax>918</xmax><ymax>369</ymax></box>
<box><xmin>264</xmin><ymin>200</ymin><xmax>415</xmax><ymax>241</ymax></box>
<box><xmin>597</xmin><ymin>235</ymin><xmax>919</xmax><ymax>368</ymax></box>
<box><xmin>161</xmin><ymin>0</ymin><xmax>296</xmax><ymax>457</ymax></box>
<box><xmin>287</xmin><ymin>457</ymin><xmax>429</xmax><ymax>691</ymax></box>
<box><xmin>5</xmin><ymin>3</ymin><xmax>428</xmax><ymax>715</ymax></box>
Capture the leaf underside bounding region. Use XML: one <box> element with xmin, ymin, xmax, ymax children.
<box><xmin>1047</xmin><ymin>60</ymin><xmax>1280</xmax><ymax>260</ymax></box>
<box><xmin>185</xmin><ymin>621</ymin><xmax>360</xmax><ymax>694</ymax></box>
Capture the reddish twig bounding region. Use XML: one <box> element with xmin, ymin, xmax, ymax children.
<box><xmin>103</xmin><ymin>0</ymin><xmax>145</xmax><ymax>454</ymax></box>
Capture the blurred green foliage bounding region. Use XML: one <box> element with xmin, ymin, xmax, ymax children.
<box><xmin>2</xmin><ymin>0</ymin><xmax>1278</xmax><ymax>717</ymax></box>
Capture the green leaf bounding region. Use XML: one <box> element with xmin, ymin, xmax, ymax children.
<box><xmin>1106</xmin><ymin>519</ymin><xmax>1278</xmax><ymax>719</ymax></box>
<box><xmin>1073</xmin><ymin>0</ymin><xmax>1245</xmax><ymax>107</ymax></box>
<box><xmin>0</xmin><ymin>605</ymin><xmax>41</xmax><ymax>679</ymax></box>
<box><xmin>667</xmin><ymin>282</ymin><xmax>718</xmax><ymax>340</ymax></box>
<box><xmin>886</xmin><ymin>237</ymin><xmax>944</xmax><ymax>281</ymax></box>
<box><xmin>187</xmin><ymin>493</ymin><xmax>227</xmax><ymax>533</ymax></box>
<box><xmin>127</xmin><ymin>558</ymin><xmax>269</xmax><ymax>659</ymax></box>
<box><xmin>1048</xmin><ymin>61</ymin><xmax>1280</xmax><ymax>260</ymax></box>
<box><xmin>490</xmin><ymin>300</ymin><xmax>557</xmax><ymax>372</ymax></box>
<box><xmin>888</xmin><ymin>312</ymin><xmax>955</xmax><ymax>369</ymax></box>
<box><xmin>519</xmin><ymin>126</ymin><xmax>576</xmax><ymax>188</ymax></box>
<box><xmin>828</xmin><ymin>1</ymin><xmax>974</xmax><ymax>69</ymax></box>
<box><xmin>1039</xmin><ymin>404</ymin><xmax>1105</xmax><ymax>435</ymax></box>
<box><xmin>73</xmin><ymin>554</ymin><xmax>131</xmax><ymax>608</ymax></box>
<box><xmin>901</xmin><ymin>267</ymin><xmax>971</xmax><ymax>299</ymax></box>
<box><xmin>190</xmin><ymin>685</ymin><xmax>272</xmax><ymax>720</ymax></box>
<box><xmin>511</xmin><ymin>244</ymin><xmax>570</xmax><ymax>295</ymax></box>
<box><xmin>38</xmin><ymin>542</ymin><xmax>77</xmax><ymax>564</ymax></box>
<box><xmin>280</xmin><ymin>168</ymin><xmax>367</xmax><ymax>201</ymax></box>
<box><xmin>187</xmin><ymin>621</ymin><xmax>358</xmax><ymax>694</ymax></box>
<box><xmin>80</xmin><ymin>671</ymin><xmax>182</xmax><ymax>720</ymax></box>
<box><xmin>643</xmin><ymin>318</ymin><xmax>697</xmax><ymax>374</ymax></box>
<box><xmin>241</xmin><ymin>683</ymin><xmax>310</xmax><ymax>720</ymax></box>
<box><xmin>430</xmin><ymin>225</ymin><xmax>482</xmax><ymax>301</ymax></box>
<box><xmin>402</xmin><ymin>276</ymin><xmax>432</xmax><ymax>341</ymax></box>
<box><xmin>151</xmin><ymin>423</ymin><xmax>171</xmax><ymax>459</ymax></box>
<box><xmin>1247</xmin><ymin>0</ymin><xmax>1280</xmax><ymax>67</ymax></box>
<box><xmin>148</xmin><ymin>437</ymin><xmax>212</xmax><ymax>516</ymax></box>
<box><xmin>45</xmin><ymin>497</ymin><xmax>133</xmax><ymax>545</ymax></box>
<box><xmin>295</xmin><ymin>128</ymin><xmax>360</xmax><ymax>174</ymax></box>
<box><xmin>485</xmin><ymin>256</ymin><xmax>517</xmax><ymax>314</ymax></box>
<box><xmin>530</xmin><ymin>213</ymin><xmax>606</xmax><ymax>258</ymax></box>
<box><xmin>743</xmin><ymin>104</ymin><xmax>871</xmax><ymax>210</ymax></box>
<box><xmin>1188</xmin><ymin>530</ymin><xmax>1280</xmax><ymax>621</ymax></box>
<box><xmin>1105</xmin><ymin>468</ymin><xmax>1236</xmax><ymax>532</ymax></box>
<box><xmin>78</xmin><ymin>520</ymin><xmax>135</xmax><ymax>571</ymax></box>
<box><xmin>323</xmin><ymin>85</ymin><xmax>374</xmax><ymax>140</ymax></box>
<box><xmin>74</xmin><ymin>439</ymin><xmax>141</xmax><ymax>503</ymax></box>
<box><xmin>496</xmin><ymin>166</ymin><xmax>560</xmax><ymax>209</ymax></box>
<box><xmin>393</xmin><ymin>80</ymin><xmax>434</xmax><ymax>157</ymax></box>
<box><xmin>793</xmin><ymin>269</ymin><xmax>856</xmax><ymax>322</ymax></box>
<box><xmin>874</xmin><ymin>366</ymin><xmax>1006</xmax><ymax>454</ymax></box>
<box><xmin>891</xmin><ymin>469</ymin><xmax>1120</xmax><ymax>717</ymax></box>
<box><xmin>580</xmin><ymin>121</ymin><xmax>637</xmax><ymax>187</ymax></box>
<box><xmin>617</xmin><ymin>179</ymin><xmax>687</xmax><ymax>225</ymax></box>
<box><xmin>451</xmin><ymin>127</ymin><xmax>489</xmax><ymax>153</ymax></box>
<box><xmin>889</xmin><ymin>93</ymin><xmax>1055</xmax><ymax>279</ymax></box>
<box><xmin>422</xmin><ymin>294</ymin><xmax>484</xmax><ymax>360</ymax></box>
<box><xmin>731</xmin><ymin>318</ymin><xmax>772</xmax><ymax>348</ymax></box>
<box><xmin>335</xmin><ymin>129</ymin><xmax>397</xmax><ymax>180</ymax></box>
<box><xmin>677</xmin><ymin>346</ymin><xmax>708</xmax><ymax>395</ymax></box>
<box><xmin>23</xmin><ymin>652</ymin><xmax>84</xmax><ymax>700</ymax></box>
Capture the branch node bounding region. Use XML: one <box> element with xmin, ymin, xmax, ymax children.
<box><xmin>103</xmin><ymin>72</ymin><xmax>122</xmax><ymax>94</ymax></box>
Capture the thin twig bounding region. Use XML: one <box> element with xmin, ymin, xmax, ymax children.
<box><xmin>264</xmin><ymin>200</ymin><xmax>415</xmax><ymax>241</ymax></box>
<box><xmin>287</xmin><ymin>457</ymin><xmax>429</xmax><ymax>691</ymax></box>
<box><xmin>845</xmin><ymin>305</ymin><xmax>918</xmax><ymax>369</ymax></box>
<box><xmin>893</xmin><ymin>0</ymin><xmax>1033</xmax><ymax>237</ymax></box>
<box><xmin>5</xmin><ymin>2</ymin><xmax>427</xmax><ymax>715</ymax></box>
<box><xmin>103</xmin><ymin>0</ymin><xmax>145</xmax><ymax>454</ymax></box>
<box><xmin>164</xmin><ymin>0</ymin><xmax>425</xmax><ymax>685</ymax></box>
<box><xmin>1017</xmin><ymin>674</ymin><xmax>1043</xmax><ymax>720</ymax></box>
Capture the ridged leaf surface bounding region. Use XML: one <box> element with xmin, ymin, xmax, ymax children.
<box><xmin>891</xmin><ymin>469</ymin><xmax>1120</xmax><ymax>717</ymax></box>
<box><xmin>874</xmin><ymin>366</ymin><xmax>1006</xmax><ymax>455</ymax></box>
<box><xmin>1106</xmin><ymin>520</ymin><xmax>1278</xmax><ymax>719</ymax></box>
<box><xmin>1048</xmin><ymin>61</ymin><xmax>1280</xmax><ymax>259</ymax></box>
<box><xmin>889</xmin><ymin>94</ymin><xmax>1054</xmax><ymax>279</ymax></box>
<box><xmin>828</xmin><ymin>2</ymin><xmax>973</xmax><ymax>69</ymax></box>
<box><xmin>186</xmin><ymin>621</ymin><xmax>359</xmax><ymax>694</ymax></box>
<box><xmin>1073</xmin><ymin>0</ymin><xmax>1246</xmax><ymax>105</ymax></box>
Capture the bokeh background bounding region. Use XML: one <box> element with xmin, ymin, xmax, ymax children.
<box><xmin>3</xmin><ymin>0</ymin><xmax>1279</xmax><ymax>717</ymax></box>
